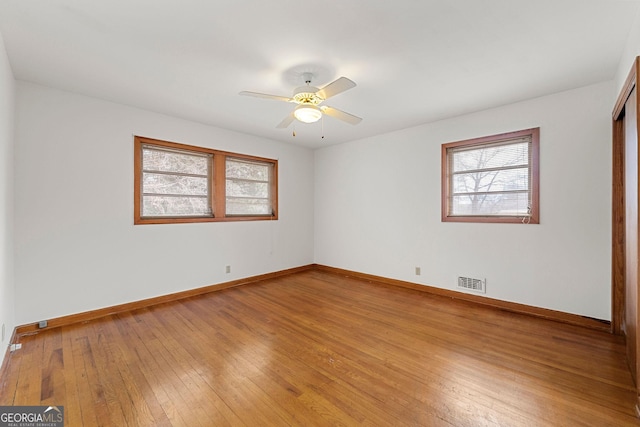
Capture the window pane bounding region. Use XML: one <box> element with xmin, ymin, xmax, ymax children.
<box><xmin>226</xmin><ymin>180</ymin><xmax>268</xmax><ymax>198</ymax></box>
<box><xmin>141</xmin><ymin>145</ymin><xmax>211</xmax><ymax>218</ymax></box>
<box><xmin>442</xmin><ymin>128</ymin><xmax>538</xmax><ymax>223</ymax></box>
<box><xmin>452</xmin><ymin>167</ymin><xmax>529</xmax><ymax>194</ymax></box>
<box><xmin>142</xmin><ymin>195</ymin><xmax>210</xmax><ymax>217</ymax></box>
<box><xmin>226</xmin><ymin>198</ymin><xmax>271</xmax><ymax>215</ymax></box>
<box><xmin>226</xmin><ymin>159</ymin><xmax>269</xmax><ymax>180</ymax></box>
<box><xmin>450</xmin><ymin>192</ymin><xmax>530</xmax><ymax>216</ymax></box>
<box><xmin>225</xmin><ymin>157</ymin><xmax>272</xmax><ymax>216</ymax></box>
<box><xmin>142</xmin><ymin>147</ymin><xmax>209</xmax><ymax>175</ymax></box>
<box><xmin>143</xmin><ymin>173</ymin><xmax>208</xmax><ymax>196</ymax></box>
<box><xmin>452</xmin><ymin>142</ymin><xmax>528</xmax><ymax>172</ymax></box>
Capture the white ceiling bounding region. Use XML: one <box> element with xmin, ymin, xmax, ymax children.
<box><xmin>0</xmin><ymin>1</ymin><xmax>638</xmax><ymax>148</ymax></box>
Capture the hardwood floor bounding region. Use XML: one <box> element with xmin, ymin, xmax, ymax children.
<box><xmin>0</xmin><ymin>269</ymin><xmax>639</xmax><ymax>426</ymax></box>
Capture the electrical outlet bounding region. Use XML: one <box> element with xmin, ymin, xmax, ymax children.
<box><xmin>415</xmin><ymin>267</ymin><xmax>421</xmax><ymax>276</ymax></box>
<box><xmin>225</xmin><ymin>265</ymin><xmax>231</xmax><ymax>274</ymax></box>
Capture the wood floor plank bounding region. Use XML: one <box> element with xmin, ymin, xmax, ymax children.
<box><xmin>78</xmin><ymin>329</ymin><xmax>128</xmax><ymax>427</ymax></box>
<box><xmin>68</xmin><ymin>326</ymin><xmax>104</xmax><ymax>426</ymax></box>
<box><xmin>1</xmin><ymin>269</ymin><xmax>639</xmax><ymax>426</ymax></box>
<box><xmin>61</xmin><ymin>325</ymin><xmax>95</xmax><ymax>427</ymax></box>
<box><xmin>96</xmin><ymin>317</ymin><xmax>169</xmax><ymax>426</ymax></box>
<box><xmin>121</xmin><ymin>317</ymin><xmax>210</xmax><ymax>427</ymax></box>
<box><xmin>148</xmin><ymin>307</ymin><xmax>250</xmax><ymax>426</ymax></box>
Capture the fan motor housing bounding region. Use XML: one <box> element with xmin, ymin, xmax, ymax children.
<box><xmin>293</xmin><ymin>86</ymin><xmax>323</xmax><ymax>105</ymax></box>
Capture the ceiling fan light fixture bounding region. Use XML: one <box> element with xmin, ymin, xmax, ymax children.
<box><xmin>240</xmin><ymin>75</ymin><xmax>360</xmax><ymax>128</ymax></box>
<box><xmin>294</xmin><ymin>104</ymin><xmax>322</xmax><ymax>123</ymax></box>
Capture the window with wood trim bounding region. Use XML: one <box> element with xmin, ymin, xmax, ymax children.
<box><xmin>441</xmin><ymin>128</ymin><xmax>539</xmax><ymax>224</ymax></box>
<box><xmin>134</xmin><ymin>136</ymin><xmax>278</xmax><ymax>224</ymax></box>
<box><xmin>225</xmin><ymin>157</ymin><xmax>274</xmax><ymax>216</ymax></box>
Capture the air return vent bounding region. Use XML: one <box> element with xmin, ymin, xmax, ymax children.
<box><xmin>457</xmin><ymin>276</ymin><xmax>486</xmax><ymax>293</ymax></box>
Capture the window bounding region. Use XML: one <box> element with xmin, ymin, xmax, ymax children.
<box><xmin>225</xmin><ymin>158</ymin><xmax>274</xmax><ymax>216</ymax></box>
<box><xmin>134</xmin><ymin>136</ymin><xmax>277</xmax><ymax>224</ymax></box>
<box><xmin>140</xmin><ymin>145</ymin><xmax>212</xmax><ymax>218</ymax></box>
<box><xmin>441</xmin><ymin>128</ymin><xmax>539</xmax><ymax>224</ymax></box>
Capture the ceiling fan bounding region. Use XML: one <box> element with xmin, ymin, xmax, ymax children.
<box><xmin>239</xmin><ymin>73</ymin><xmax>362</xmax><ymax>128</ymax></box>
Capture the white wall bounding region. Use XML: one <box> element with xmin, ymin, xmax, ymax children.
<box><xmin>616</xmin><ymin>6</ymin><xmax>640</xmax><ymax>94</ymax></box>
<box><xmin>9</xmin><ymin>74</ymin><xmax>617</xmax><ymax>327</ymax></box>
<box><xmin>0</xmin><ymin>31</ymin><xmax>15</xmax><ymax>365</ymax></box>
<box><xmin>13</xmin><ymin>82</ymin><xmax>314</xmax><ymax>325</ymax></box>
<box><xmin>315</xmin><ymin>81</ymin><xmax>614</xmax><ymax>320</ymax></box>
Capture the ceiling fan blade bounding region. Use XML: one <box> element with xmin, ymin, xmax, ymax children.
<box><xmin>316</xmin><ymin>77</ymin><xmax>356</xmax><ymax>100</ymax></box>
<box><xmin>276</xmin><ymin>112</ymin><xmax>296</xmax><ymax>128</ymax></box>
<box><xmin>321</xmin><ymin>106</ymin><xmax>362</xmax><ymax>125</ymax></box>
<box><xmin>239</xmin><ymin>91</ymin><xmax>293</xmax><ymax>103</ymax></box>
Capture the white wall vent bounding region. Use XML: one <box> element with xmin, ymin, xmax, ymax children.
<box><xmin>457</xmin><ymin>276</ymin><xmax>486</xmax><ymax>293</ymax></box>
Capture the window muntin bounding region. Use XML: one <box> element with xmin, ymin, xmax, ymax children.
<box><xmin>134</xmin><ymin>136</ymin><xmax>278</xmax><ymax>224</ymax></box>
<box><xmin>442</xmin><ymin>128</ymin><xmax>539</xmax><ymax>224</ymax></box>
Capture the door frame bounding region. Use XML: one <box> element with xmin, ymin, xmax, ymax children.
<box><xmin>612</xmin><ymin>57</ymin><xmax>640</xmax><ymax>415</ymax></box>
<box><xmin>612</xmin><ymin>57</ymin><xmax>639</xmax><ymax>335</ymax></box>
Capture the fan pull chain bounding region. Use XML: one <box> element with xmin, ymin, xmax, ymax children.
<box><xmin>292</xmin><ymin>123</ymin><xmax>296</xmax><ymax>137</ymax></box>
<box><xmin>321</xmin><ymin>115</ymin><xmax>325</xmax><ymax>139</ymax></box>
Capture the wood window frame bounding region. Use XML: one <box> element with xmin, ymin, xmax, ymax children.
<box><xmin>441</xmin><ymin>128</ymin><xmax>540</xmax><ymax>224</ymax></box>
<box><xmin>134</xmin><ymin>136</ymin><xmax>278</xmax><ymax>224</ymax></box>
